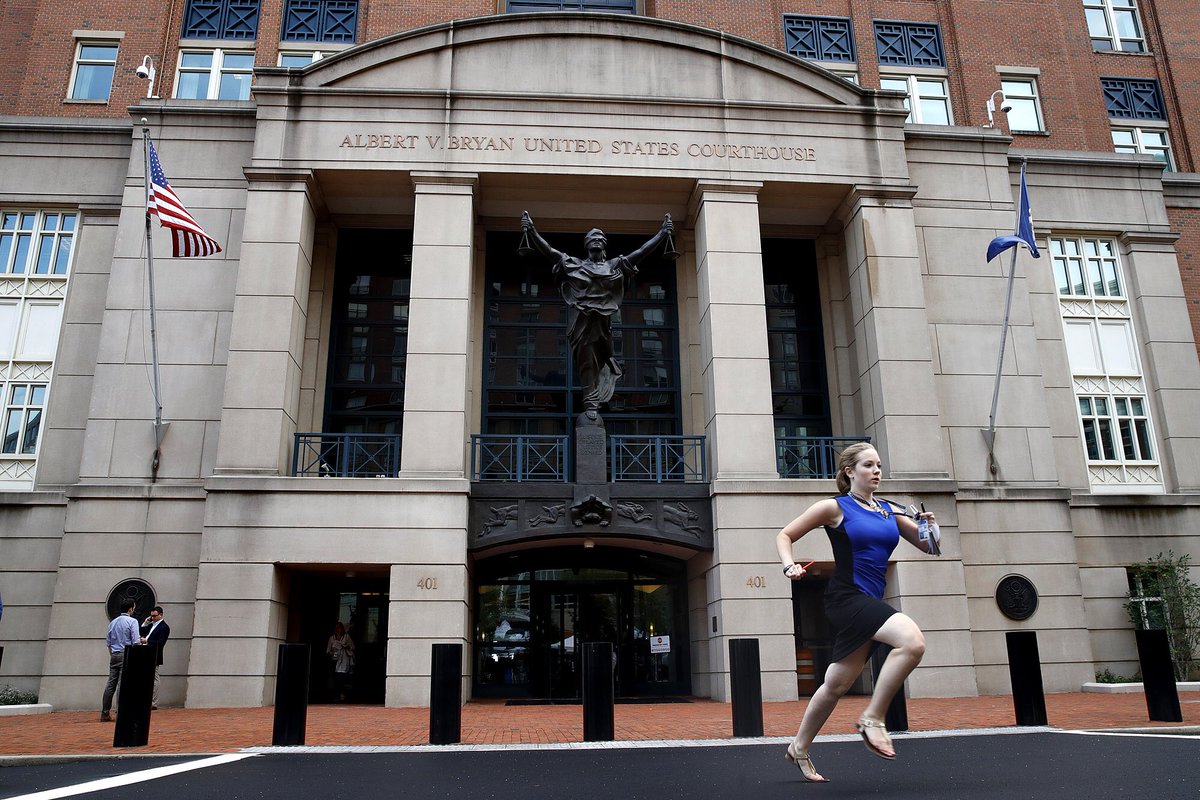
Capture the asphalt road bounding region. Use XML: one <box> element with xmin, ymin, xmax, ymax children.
<box><xmin>3</xmin><ymin>731</ymin><xmax>1198</xmax><ymax>800</ymax></box>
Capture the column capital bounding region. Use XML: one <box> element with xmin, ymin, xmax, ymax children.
<box><xmin>834</xmin><ymin>183</ymin><xmax>919</xmax><ymax>224</ymax></box>
<box><xmin>1118</xmin><ymin>229</ymin><xmax>1181</xmax><ymax>249</ymax></box>
<box><xmin>687</xmin><ymin>179</ymin><xmax>762</xmax><ymax>219</ymax></box>
<box><xmin>242</xmin><ymin>166</ymin><xmax>317</xmax><ymax>189</ymax></box>
<box><xmin>410</xmin><ymin>171</ymin><xmax>479</xmax><ymax>192</ymax></box>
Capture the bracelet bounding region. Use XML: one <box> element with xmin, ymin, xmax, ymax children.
<box><xmin>783</xmin><ymin>565</ymin><xmax>793</xmax><ymax>575</ymax></box>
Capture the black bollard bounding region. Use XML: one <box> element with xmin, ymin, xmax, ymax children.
<box><xmin>582</xmin><ymin>642</ymin><xmax>615</xmax><ymax>741</ymax></box>
<box><xmin>113</xmin><ymin>645</ymin><xmax>156</xmax><ymax>747</ymax></box>
<box><xmin>870</xmin><ymin>644</ymin><xmax>909</xmax><ymax>732</ymax></box>
<box><xmin>1005</xmin><ymin>631</ymin><xmax>1048</xmax><ymax>726</ymax></box>
<box><xmin>1135</xmin><ymin>629</ymin><xmax>1182</xmax><ymax>722</ymax></box>
<box><xmin>729</xmin><ymin>638</ymin><xmax>764</xmax><ymax>737</ymax></box>
<box><xmin>429</xmin><ymin>643</ymin><xmax>463</xmax><ymax>745</ymax></box>
<box><xmin>272</xmin><ymin>643</ymin><xmax>311</xmax><ymax>746</ymax></box>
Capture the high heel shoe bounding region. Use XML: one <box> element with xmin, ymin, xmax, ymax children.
<box><xmin>855</xmin><ymin>716</ymin><xmax>896</xmax><ymax>760</ymax></box>
<box><xmin>785</xmin><ymin>741</ymin><xmax>829</xmax><ymax>783</ymax></box>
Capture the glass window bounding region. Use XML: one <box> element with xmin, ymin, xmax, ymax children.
<box><xmin>881</xmin><ymin>75</ymin><xmax>951</xmax><ymax>125</ymax></box>
<box><xmin>279</xmin><ymin>51</ymin><xmax>327</xmax><ymax>67</ymax></box>
<box><xmin>2</xmin><ymin>384</ymin><xmax>46</xmax><ymax>455</ymax></box>
<box><xmin>1</xmin><ymin>211</ymin><xmax>76</xmax><ymax>276</ymax></box>
<box><xmin>1084</xmin><ymin>0</ymin><xmax>1145</xmax><ymax>52</ymax></box>
<box><xmin>70</xmin><ymin>42</ymin><xmax>119</xmax><ymax>101</ymax></box>
<box><xmin>1051</xmin><ymin>236</ymin><xmax>1124</xmax><ymax>298</ymax></box>
<box><xmin>325</xmin><ymin>230</ymin><xmax>412</xmax><ymax>436</ymax></box>
<box><xmin>1112</xmin><ymin>127</ymin><xmax>1174</xmax><ymax>171</ymax></box>
<box><xmin>175</xmin><ymin>50</ymin><xmax>254</xmax><ymax>100</ymax></box>
<box><xmin>1000</xmin><ymin>78</ymin><xmax>1044</xmax><ymax>132</ymax></box>
<box><xmin>282</xmin><ymin>0</ymin><xmax>358</xmax><ymax>43</ymax></box>
<box><xmin>764</xmin><ymin>238</ymin><xmax>832</xmax><ymax>472</ymax></box>
<box><xmin>1054</xmin><ymin>235</ymin><xmax>1158</xmax><ymax>480</ymax></box>
<box><xmin>482</xmin><ymin>231</ymin><xmax>680</xmax><ymax>438</ymax></box>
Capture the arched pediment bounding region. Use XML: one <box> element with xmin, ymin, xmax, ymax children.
<box><xmin>266</xmin><ymin>13</ymin><xmax>875</xmax><ymax>111</ymax></box>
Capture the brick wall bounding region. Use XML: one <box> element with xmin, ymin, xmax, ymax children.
<box><xmin>1168</xmin><ymin>205</ymin><xmax>1200</xmax><ymax>360</ymax></box>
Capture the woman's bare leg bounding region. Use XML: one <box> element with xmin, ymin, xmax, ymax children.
<box><xmin>793</xmin><ymin>642</ymin><xmax>872</xmax><ymax>752</ymax></box>
<box><xmin>862</xmin><ymin>613</ymin><xmax>925</xmax><ymax>722</ymax></box>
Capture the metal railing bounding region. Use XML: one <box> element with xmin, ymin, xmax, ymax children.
<box><xmin>292</xmin><ymin>433</ymin><xmax>402</xmax><ymax>477</ymax></box>
<box><xmin>776</xmin><ymin>436</ymin><xmax>869</xmax><ymax>479</ymax></box>
<box><xmin>610</xmin><ymin>435</ymin><xmax>707</xmax><ymax>483</ymax></box>
<box><xmin>471</xmin><ymin>434</ymin><xmax>570</xmax><ymax>482</ymax></box>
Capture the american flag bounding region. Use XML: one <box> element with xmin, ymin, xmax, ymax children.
<box><xmin>147</xmin><ymin>135</ymin><xmax>222</xmax><ymax>258</ymax></box>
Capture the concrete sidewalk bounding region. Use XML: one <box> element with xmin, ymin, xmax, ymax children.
<box><xmin>0</xmin><ymin>692</ymin><xmax>1196</xmax><ymax>758</ymax></box>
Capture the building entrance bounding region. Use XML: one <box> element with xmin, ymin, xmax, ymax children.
<box><xmin>287</xmin><ymin>571</ymin><xmax>389</xmax><ymax>704</ymax></box>
<box><xmin>473</xmin><ymin>549</ymin><xmax>689</xmax><ymax>699</ymax></box>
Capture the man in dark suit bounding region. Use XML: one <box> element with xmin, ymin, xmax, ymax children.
<box><xmin>139</xmin><ymin>606</ymin><xmax>170</xmax><ymax>710</ymax></box>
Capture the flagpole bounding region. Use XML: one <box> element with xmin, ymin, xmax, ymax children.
<box><xmin>981</xmin><ymin>159</ymin><xmax>1029</xmax><ymax>476</ymax></box>
<box><xmin>142</xmin><ymin>120</ymin><xmax>165</xmax><ymax>481</ymax></box>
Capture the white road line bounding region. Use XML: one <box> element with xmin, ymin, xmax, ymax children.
<box><xmin>6</xmin><ymin>753</ymin><xmax>258</xmax><ymax>800</ymax></box>
<box><xmin>1057</xmin><ymin>730</ymin><xmax>1200</xmax><ymax>741</ymax></box>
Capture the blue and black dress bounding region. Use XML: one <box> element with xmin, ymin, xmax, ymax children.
<box><xmin>823</xmin><ymin>494</ymin><xmax>901</xmax><ymax>662</ymax></box>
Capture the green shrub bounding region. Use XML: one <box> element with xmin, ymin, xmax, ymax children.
<box><xmin>0</xmin><ymin>685</ymin><xmax>38</xmax><ymax>705</ymax></box>
<box><xmin>1095</xmin><ymin>668</ymin><xmax>1137</xmax><ymax>684</ymax></box>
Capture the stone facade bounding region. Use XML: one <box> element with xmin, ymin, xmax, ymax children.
<box><xmin>1</xmin><ymin>12</ymin><xmax>1198</xmax><ymax>710</ymax></box>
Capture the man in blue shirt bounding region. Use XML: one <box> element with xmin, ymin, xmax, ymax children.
<box><xmin>100</xmin><ymin>600</ymin><xmax>140</xmax><ymax>722</ymax></box>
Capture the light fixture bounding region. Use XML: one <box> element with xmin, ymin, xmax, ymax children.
<box><xmin>583</xmin><ymin>538</ymin><xmax>595</xmax><ymax>549</ymax></box>
<box><xmin>985</xmin><ymin>90</ymin><xmax>1013</xmax><ymax>128</ymax></box>
<box><xmin>136</xmin><ymin>56</ymin><xmax>157</xmax><ymax>99</ymax></box>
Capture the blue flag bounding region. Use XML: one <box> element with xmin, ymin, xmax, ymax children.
<box><xmin>987</xmin><ymin>163</ymin><xmax>1040</xmax><ymax>262</ymax></box>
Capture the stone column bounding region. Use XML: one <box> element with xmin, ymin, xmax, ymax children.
<box><xmin>213</xmin><ymin>169</ymin><xmax>317</xmax><ymax>476</ymax></box>
<box><xmin>838</xmin><ymin>185</ymin><xmax>947</xmax><ymax>478</ymax></box>
<box><xmin>1119</xmin><ymin>231</ymin><xmax>1200</xmax><ymax>492</ymax></box>
<box><xmin>691</xmin><ymin>180</ymin><xmax>777</xmax><ymax>480</ymax></box>
<box><xmin>398</xmin><ymin>173</ymin><xmax>478</xmax><ymax>479</ymax></box>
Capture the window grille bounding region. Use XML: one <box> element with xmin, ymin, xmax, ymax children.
<box><xmin>282</xmin><ymin>0</ymin><xmax>358</xmax><ymax>43</ymax></box>
<box><xmin>1102</xmin><ymin>77</ymin><xmax>1165</xmax><ymax>120</ymax></box>
<box><xmin>874</xmin><ymin>20</ymin><xmax>944</xmax><ymax>67</ymax></box>
<box><xmin>784</xmin><ymin>16</ymin><xmax>856</xmax><ymax>63</ymax></box>
<box><xmin>183</xmin><ymin>0</ymin><xmax>260</xmax><ymax>40</ymax></box>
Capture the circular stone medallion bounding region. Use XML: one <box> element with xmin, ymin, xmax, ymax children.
<box><xmin>995</xmin><ymin>574</ymin><xmax>1039</xmax><ymax>621</ymax></box>
<box><xmin>106</xmin><ymin>579</ymin><xmax>157</xmax><ymax>621</ymax></box>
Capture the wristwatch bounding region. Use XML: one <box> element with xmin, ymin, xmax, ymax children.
<box><xmin>782</xmin><ymin>565</ymin><xmax>793</xmax><ymax>575</ymax></box>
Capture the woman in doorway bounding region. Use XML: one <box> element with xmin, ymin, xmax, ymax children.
<box><xmin>326</xmin><ymin>621</ymin><xmax>356</xmax><ymax>702</ymax></box>
<box><xmin>775</xmin><ymin>442</ymin><xmax>939</xmax><ymax>782</ymax></box>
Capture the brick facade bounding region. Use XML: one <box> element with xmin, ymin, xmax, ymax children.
<box><xmin>4</xmin><ymin>0</ymin><xmax>1200</xmax><ymax>352</ymax></box>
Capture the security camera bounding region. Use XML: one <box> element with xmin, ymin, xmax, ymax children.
<box><xmin>136</xmin><ymin>64</ymin><xmax>151</xmax><ymax>79</ymax></box>
<box><xmin>1000</xmin><ymin>103</ymin><xmax>1014</xmax><ymax>114</ymax></box>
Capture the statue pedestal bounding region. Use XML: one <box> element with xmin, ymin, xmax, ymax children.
<box><xmin>571</xmin><ymin>411</ymin><xmax>612</xmax><ymax>527</ymax></box>
<box><xmin>575</xmin><ymin>411</ymin><xmax>607</xmax><ymax>484</ymax></box>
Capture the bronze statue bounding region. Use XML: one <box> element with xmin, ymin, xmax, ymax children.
<box><xmin>520</xmin><ymin>212</ymin><xmax>674</xmax><ymax>412</ymax></box>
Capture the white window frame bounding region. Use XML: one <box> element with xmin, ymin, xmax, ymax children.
<box><xmin>67</xmin><ymin>38</ymin><xmax>120</xmax><ymax>102</ymax></box>
<box><xmin>278</xmin><ymin>50</ymin><xmax>327</xmax><ymax>67</ymax></box>
<box><xmin>1051</xmin><ymin>234</ymin><xmax>1161</xmax><ymax>492</ymax></box>
<box><xmin>999</xmin><ymin>77</ymin><xmax>1045</xmax><ymax>133</ymax></box>
<box><xmin>1084</xmin><ymin>0</ymin><xmax>1146</xmax><ymax>53</ymax></box>
<box><xmin>174</xmin><ymin>48</ymin><xmax>255</xmax><ymax>100</ymax></box>
<box><xmin>1112</xmin><ymin>125</ymin><xmax>1174</xmax><ymax>171</ymax></box>
<box><xmin>879</xmin><ymin>72</ymin><xmax>952</xmax><ymax>125</ymax></box>
<box><xmin>0</xmin><ymin>209</ymin><xmax>76</xmax><ymax>488</ymax></box>
<box><xmin>2</xmin><ymin>383</ymin><xmax>47</xmax><ymax>457</ymax></box>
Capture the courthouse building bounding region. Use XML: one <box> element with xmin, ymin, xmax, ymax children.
<box><xmin>1</xmin><ymin>1</ymin><xmax>1199</xmax><ymax>710</ymax></box>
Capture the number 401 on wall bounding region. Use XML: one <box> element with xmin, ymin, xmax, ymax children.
<box><xmin>746</xmin><ymin>576</ymin><xmax>766</xmax><ymax>588</ymax></box>
<box><xmin>417</xmin><ymin>577</ymin><xmax>438</xmax><ymax>590</ymax></box>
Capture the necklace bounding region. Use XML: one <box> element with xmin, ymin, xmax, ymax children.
<box><xmin>849</xmin><ymin>491</ymin><xmax>889</xmax><ymax>518</ymax></box>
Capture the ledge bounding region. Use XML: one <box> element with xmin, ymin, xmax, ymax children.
<box><xmin>1082</xmin><ymin>681</ymin><xmax>1200</xmax><ymax>694</ymax></box>
<box><xmin>204</xmin><ymin>475</ymin><xmax>471</xmax><ymax>494</ymax></box>
<box><xmin>1069</xmin><ymin>493</ymin><xmax>1200</xmax><ymax>509</ymax></box>
<box><xmin>0</xmin><ymin>703</ymin><xmax>52</xmax><ymax>717</ymax></box>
